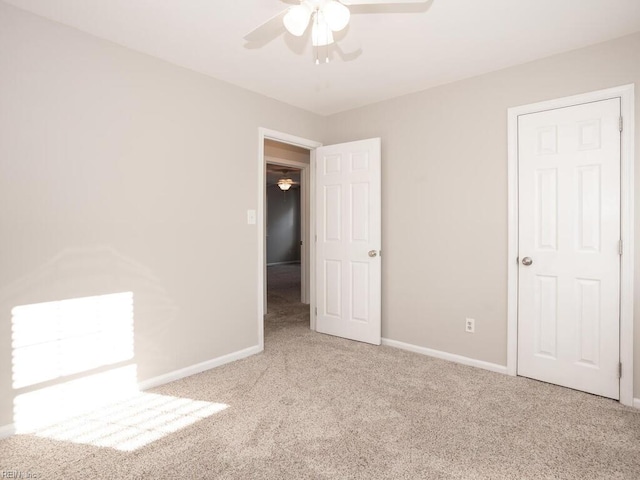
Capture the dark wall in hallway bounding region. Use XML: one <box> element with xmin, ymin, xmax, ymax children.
<box><xmin>266</xmin><ymin>186</ymin><xmax>300</xmax><ymax>265</ymax></box>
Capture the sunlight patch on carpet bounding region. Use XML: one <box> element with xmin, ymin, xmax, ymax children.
<box><xmin>26</xmin><ymin>392</ymin><xmax>228</xmax><ymax>452</ymax></box>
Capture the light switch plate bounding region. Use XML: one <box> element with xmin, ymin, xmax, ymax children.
<box><xmin>247</xmin><ymin>209</ymin><xmax>256</xmax><ymax>225</ymax></box>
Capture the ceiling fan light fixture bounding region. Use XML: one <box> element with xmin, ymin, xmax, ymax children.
<box><xmin>283</xmin><ymin>3</ymin><xmax>313</xmax><ymax>36</ymax></box>
<box><xmin>277</xmin><ymin>178</ymin><xmax>294</xmax><ymax>191</ymax></box>
<box><xmin>323</xmin><ymin>1</ymin><xmax>350</xmax><ymax>32</ymax></box>
<box><xmin>311</xmin><ymin>12</ymin><xmax>334</xmax><ymax>47</ymax></box>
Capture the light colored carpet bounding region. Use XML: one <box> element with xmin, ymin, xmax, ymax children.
<box><xmin>267</xmin><ymin>262</ymin><xmax>301</xmax><ymax>305</ymax></box>
<box><xmin>1</xmin><ymin>270</ymin><xmax>639</xmax><ymax>478</ymax></box>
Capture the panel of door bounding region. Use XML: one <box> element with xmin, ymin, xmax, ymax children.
<box><xmin>517</xmin><ymin>98</ymin><xmax>621</xmax><ymax>399</ymax></box>
<box><xmin>315</xmin><ymin>138</ymin><xmax>381</xmax><ymax>345</ymax></box>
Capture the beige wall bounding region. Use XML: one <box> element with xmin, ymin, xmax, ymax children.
<box><xmin>0</xmin><ymin>2</ymin><xmax>325</xmax><ymax>427</ymax></box>
<box><xmin>325</xmin><ymin>32</ymin><xmax>640</xmax><ymax>397</ymax></box>
<box><xmin>1</xmin><ymin>2</ymin><xmax>639</xmax><ymax>430</ymax></box>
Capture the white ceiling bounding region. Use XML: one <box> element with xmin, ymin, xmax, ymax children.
<box><xmin>5</xmin><ymin>0</ymin><xmax>640</xmax><ymax>116</ymax></box>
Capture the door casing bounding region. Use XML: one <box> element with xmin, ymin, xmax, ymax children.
<box><xmin>506</xmin><ymin>84</ymin><xmax>635</xmax><ymax>406</ymax></box>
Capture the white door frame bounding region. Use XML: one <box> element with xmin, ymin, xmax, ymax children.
<box><xmin>506</xmin><ymin>84</ymin><xmax>635</xmax><ymax>406</ymax></box>
<box><xmin>258</xmin><ymin>128</ymin><xmax>322</xmax><ymax>350</ymax></box>
<box><xmin>265</xmin><ymin>155</ymin><xmax>310</xmax><ymax>303</ymax></box>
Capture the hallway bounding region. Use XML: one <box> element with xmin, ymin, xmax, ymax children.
<box><xmin>266</xmin><ymin>263</ymin><xmax>308</xmax><ymax>334</ymax></box>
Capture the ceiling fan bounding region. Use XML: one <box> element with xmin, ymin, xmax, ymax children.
<box><xmin>275</xmin><ymin>177</ymin><xmax>299</xmax><ymax>191</ymax></box>
<box><xmin>245</xmin><ymin>0</ymin><xmax>429</xmax><ymax>63</ymax></box>
<box><xmin>267</xmin><ymin>167</ymin><xmax>301</xmax><ymax>191</ymax></box>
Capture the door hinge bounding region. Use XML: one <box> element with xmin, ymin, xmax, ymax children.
<box><xmin>315</xmin><ymin>234</ymin><xmax>317</xmax><ymax>243</ymax></box>
<box><xmin>619</xmin><ymin>362</ymin><xmax>622</xmax><ymax>379</ymax></box>
<box><xmin>315</xmin><ymin>307</ymin><xmax>317</xmax><ymax>316</ymax></box>
<box><xmin>300</xmin><ymin>240</ymin><xmax>303</xmax><ymax>246</ymax></box>
<box><xmin>619</xmin><ymin>239</ymin><xmax>623</xmax><ymax>255</ymax></box>
<box><xmin>619</xmin><ymin>116</ymin><xmax>623</xmax><ymax>132</ymax></box>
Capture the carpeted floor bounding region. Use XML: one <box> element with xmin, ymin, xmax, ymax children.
<box><xmin>1</xmin><ymin>265</ymin><xmax>639</xmax><ymax>479</ymax></box>
<box><xmin>267</xmin><ymin>262</ymin><xmax>302</xmax><ymax>305</ymax></box>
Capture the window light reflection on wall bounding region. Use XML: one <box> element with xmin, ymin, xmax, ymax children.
<box><xmin>11</xmin><ymin>292</ymin><xmax>134</xmax><ymax>389</ymax></box>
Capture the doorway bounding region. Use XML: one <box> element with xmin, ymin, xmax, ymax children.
<box><xmin>265</xmin><ymin>160</ymin><xmax>308</xmax><ymax>337</ymax></box>
<box><xmin>266</xmin><ymin>155</ymin><xmax>305</xmax><ymax>301</ymax></box>
<box><xmin>257</xmin><ymin>129</ymin><xmax>383</xmax><ymax>350</ymax></box>
<box><xmin>257</xmin><ymin>130</ymin><xmax>321</xmax><ymax>350</ymax></box>
<box><xmin>506</xmin><ymin>84</ymin><xmax>635</xmax><ymax>406</ymax></box>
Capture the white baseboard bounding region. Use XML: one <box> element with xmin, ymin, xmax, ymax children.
<box><xmin>381</xmin><ymin>338</ymin><xmax>508</xmax><ymax>375</ymax></box>
<box><xmin>0</xmin><ymin>423</ymin><xmax>15</xmax><ymax>440</ymax></box>
<box><xmin>138</xmin><ymin>344</ymin><xmax>262</xmax><ymax>391</ymax></box>
<box><xmin>633</xmin><ymin>398</ymin><xmax>640</xmax><ymax>409</ymax></box>
<box><xmin>0</xmin><ymin>423</ymin><xmax>16</xmax><ymax>440</ymax></box>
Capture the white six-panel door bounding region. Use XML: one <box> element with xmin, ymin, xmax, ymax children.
<box><xmin>517</xmin><ymin>98</ymin><xmax>621</xmax><ymax>399</ymax></box>
<box><xmin>315</xmin><ymin>138</ymin><xmax>381</xmax><ymax>345</ymax></box>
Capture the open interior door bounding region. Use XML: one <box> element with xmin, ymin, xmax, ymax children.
<box><xmin>315</xmin><ymin>138</ymin><xmax>381</xmax><ymax>345</ymax></box>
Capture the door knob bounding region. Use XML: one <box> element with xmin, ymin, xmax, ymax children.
<box><xmin>521</xmin><ymin>257</ymin><xmax>533</xmax><ymax>266</ymax></box>
<box><xmin>368</xmin><ymin>250</ymin><xmax>378</xmax><ymax>258</ymax></box>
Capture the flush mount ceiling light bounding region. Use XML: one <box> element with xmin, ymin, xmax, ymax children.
<box><xmin>245</xmin><ymin>0</ymin><xmax>429</xmax><ymax>64</ymax></box>
<box><xmin>277</xmin><ymin>178</ymin><xmax>294</xmax><ymax>191</ymax></box>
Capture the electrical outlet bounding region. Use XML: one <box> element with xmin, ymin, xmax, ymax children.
<box><xmin>465</xmin><ymin>318</ymin><xmax>475</xmax><ymax>333</ymax></box>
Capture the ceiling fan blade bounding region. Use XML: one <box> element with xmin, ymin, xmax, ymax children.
<box><xmin>243</xmin><ymin>9</ymin><xmax>288</xmax><ymax>44</ymax></box>
<box><xmin>347</xmin><ymin>0</ymin><xmax>433</xmax><ymax>15</ymax></box>
<box><xmin>341</xmin><ymin>0</ymin><xmax>427</xmax><ymax>4</ymax></box>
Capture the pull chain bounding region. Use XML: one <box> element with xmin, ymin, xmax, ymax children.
<box><xmin>324</xmin><ymin>14</ymin><xmax>329</xmax><ymax>64</ymax></box>
<box><xmin>315</xmin><ymin>11</ymin><xmax>320</xmax><ymax>65</ymax></box>
<box><xmin>313</xmin><ymin>9</ymin><xmax>330</xmax><ymax>65</ymax></box>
